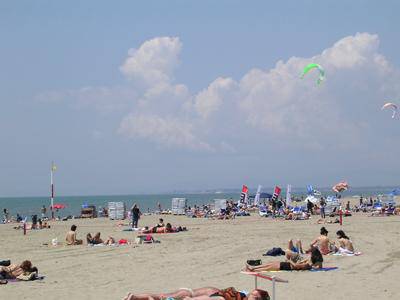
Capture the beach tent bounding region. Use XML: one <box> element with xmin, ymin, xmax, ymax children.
<box><xmin>304</xmin><ymin>195</ymin><xmax>319</xmax><ymax>205</ymax></box>
<box><xmin>325</xmin><ymin>196</ymin><xmax>341</xmax><ymax>215</ymax></box>
<box><xmin>108</xmin><ymin>202</ymin><xmax>126</xmax><ymax>220</ymax></box>
<box><xmin>214</xmin><ymin>199</ymin><xmax>227</xmax><ymax>212</ymax></box>
<box><xmin>172</xmin><ymin>198</ymin><xmax>187</xmax><ymax>215</ymax></box>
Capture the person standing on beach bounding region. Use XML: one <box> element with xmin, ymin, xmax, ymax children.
<box><xmin>319</xmin><ymin>197</ymin><xmax>326</xmax><ymax>219</ymax></box>
<box><xmin>131</xmin><ymin>204</ymin><xmax>141</xmax><ymax>229</ymax></box>
<box><xmin>157</xmin><ymin>202</ymin><xmax>162</xmax><ymax>212</ymax></box>
<box><xmin>3</xmin><ymin>209</ymin><xmax>9</xmax><ymax>223</ymax></box>
<box><xmin>307</xmin><ymin>199</ymin><xmax>313</xmax><ymax>214</ymax></box>
<box><xmin>41</xmin><ymin>205</ymin><xmax>47</xmax><ymax>219</ymax></box>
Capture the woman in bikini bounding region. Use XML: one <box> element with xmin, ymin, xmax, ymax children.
<box><xmin>336</xmin><ymin>230</ymin><xmax>354</xmax><ymax>253</ymax></box>
<box><xmin>87</xmin><ymin>232</ymin><xmax>115</xmax><ymax>245</ymax></box>
<box><xmin>246</xmin><ymin>247</ymin><xmax>323</xmax><ymax>272</ymax></box>
<box><xmin>308</xmin><ymin>227</ymin><xmax>333</xmax><ymax>255</ymax></box>
<box><xmin>124</xmin><ymin>287</ymin><xmax>270</xmax><ymax>300</ymax></box>
<box><xmin>0</xmin><ymin>260</ymin><xmax>38</xmax><ymax>282</ymax></box>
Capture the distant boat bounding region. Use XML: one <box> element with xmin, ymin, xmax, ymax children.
<box><xmin>215</xmin><ymin>191</ymin><xmax>223</xmax><ymax>194</ymax></box>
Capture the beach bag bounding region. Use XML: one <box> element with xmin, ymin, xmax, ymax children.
<box><xmin>0</xmin><ymin>260</ymin><xmax>10</xmax><ymax>267</ymax></box>
<box><xmin>246</xmin><ymin>259</ymin><xmax>262</xmax><ymax>266</ymax></box>
<box><xmin>264</xmin><ymin>247</ymin><xmax>285</xmax><ymax>256</ymax></box>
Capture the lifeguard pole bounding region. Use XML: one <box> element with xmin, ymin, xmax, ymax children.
<box><xmin>50</xmin><ymin>162</ymin><xmax>56</xmax><ymax>219</ymax></box>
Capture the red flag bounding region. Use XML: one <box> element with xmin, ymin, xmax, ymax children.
<box><xmin>242</xmin><ymin>185</ymin><xmax>249</xmax><ymax>193</ymax></box>
<box><xmin>274</xmin><ymin>186</ymin><xmax>281</xmax><ymax>196</ymax></box>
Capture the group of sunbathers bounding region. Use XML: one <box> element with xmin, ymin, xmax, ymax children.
<box><xmin>139</xmin><ymin>219</ymin><xmax>187</xmax><ymax>234</ymax></box>
<box><xmin>246</xmin><ymin>227</ymin><xmax>356</xmax><ymax>273</ymax></box>
<box><xmin>65</xmin><ymin>225</ymin><xmax>118</xmax><ymax>246</ymax></box>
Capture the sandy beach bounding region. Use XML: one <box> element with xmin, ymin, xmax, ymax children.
<box><xmin>1</xmin><ymin>197</ymin><xmax>400</xmax><ymax>300</ymax></box>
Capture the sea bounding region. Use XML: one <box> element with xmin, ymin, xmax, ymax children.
<box><xmin>0</xmin><ymin>186</ymin><xmax>397</xmax><ymax>219</ymax></box>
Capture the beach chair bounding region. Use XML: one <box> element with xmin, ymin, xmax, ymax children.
<box><xmin>385</xmin><ymin>206</ymin><xmax>395</xmax><ymax>215</ymax></box>
<box><xmin>241</xmin><ymin>271</ymin><xmax>288</xmax><ymax>300</ymax></box>
<box><xmin>291</xmin><ymin>206</ymin><xmax>304</xmax><ymax>220</ymax></box>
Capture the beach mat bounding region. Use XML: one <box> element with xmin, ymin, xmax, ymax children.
<box><xmin>310</xmin><ymin>267</ymin><xmax>338</xmax><ymax>272</ymax></box>
<box><xmin>7</xmin><ymin>276</ymin><xmax>45</xmax><ymax>284</ymax></box>
<box><xmin>268</xmin><ymin>267</ymin><xmax>338</xmax><ymax>272</ymax></box>
<box><xmin>332</xmin><ymin>252</ymin><xmax>362</xmax><ymax>257</ymax></box>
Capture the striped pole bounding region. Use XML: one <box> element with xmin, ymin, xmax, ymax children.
<box><xmin>51</xmin><ymin>162</ymin><xmax>55</xmax><ymax>219</ymax></box>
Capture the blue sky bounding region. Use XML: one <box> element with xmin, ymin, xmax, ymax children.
<box><xmin>0</xmin><ymin>1</ymin><xmax>399</xmax><ymax>196</ymax></box>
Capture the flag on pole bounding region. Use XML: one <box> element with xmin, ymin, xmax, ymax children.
<box><xmin>271</xmin><ymin>186</ymin><xmax>281</xmax><ymax>204</ymax></box>
<box><xmin>254</xmin><ymin>185</ymin><xmax>262</xmax><ymax>206</ymax></box>
<box><xmin>240</xmin><ymin>185</ymin><xmax>249</xmax><ymax>204</ymax></box>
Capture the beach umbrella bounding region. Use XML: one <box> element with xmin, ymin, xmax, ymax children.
<box><xmin>332</xmin><ymin>181</ymin><xmax>349</xmax><ymax>193</ymax></box>
<box><xmin>52</xmin><ymin>203</ymin><xmax>66</xmax><ymax>210</ymax></box>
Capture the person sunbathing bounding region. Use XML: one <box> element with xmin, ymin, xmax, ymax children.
<box><xmin>0</xmin><ymin>260</ymin><xmax>38</xmax><ymax>280</ymax></box>
<box><xmin>308</xmin><ymin>227</ymin><xmax>332</xmax><ymax>255</ymax></box>
<box><xmin>336</xmin><ymin>230</ymin><xmax>354</xmax><ymax>253</ymax></box>
<box><xmin>87</xmin><ymin>232</ymin><xmax>115</xmax><ymax>245</ymax></box>
<box><xmin>283</xmin><ymin>239</ymin><xmax>307</xmax><ymax>263</ymax></box>
<box><xmin>66</xmin><ymin>225</ymin><xmax>83</xmax><ymax>245</ymax></box>
<box><xmin>246</xmin><ymin>247</ymin><xmax>323</xmax><ymax>272</ymax></box>
<box><xmin>124</xmin><ymin>287</ymin><xmax>270</xmax><ymax>300</ymax></box>
<box><xmin>141</xmin><ymin>223</ymin><xmax>186</xmax><ymax>234</ymax></box>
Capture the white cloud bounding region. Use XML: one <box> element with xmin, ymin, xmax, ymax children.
<box><xmin>40</xmin><ymin>33</ymin><xmax>400</xmax><ymax>153</ymax></box>
<box><xmin>118</xmin><ymin>114</ymin><xmax>212</xmax><ymax>151</ymax></box>
<box><xmin>194</xmin><ymin>77</ymin><xmax>237</xmax><ymax>119</ymax></box>
<box><xmin>119</xmin><ymin>36</ymin><xmax>182</xmax><ymax>86</ymax></box>
<box><xmin>228</xmin><ymin>32</ymin><xmax>398</xmax><ymax>147</ymax></box>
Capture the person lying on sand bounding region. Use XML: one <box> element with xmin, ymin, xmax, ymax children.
<box><xmin>66</xmin><ymin>225</ymin><xmax>83</xmax><ymax>245</ymax></box>
<box><xmin>124</xmin><ymin>287</ymin><xmax>270</xmax><ymax>300</ymax></box>
<box><xmin>246</xmin><ymin>247</ymin><xmax>323</xmax><ymax>272</ymax></box>
<box><xmin>284</xmin><ymin>239</ymin><xmax>308</xmax><ymax>263</ymax></box>
<box><xmin>0</xmin><ymin>260</ymin><xmax>38</xmax><ymax>280</ymax></box>
<box><xmin>317</xmin><ymin>217</ymin><xmax>340</xmax><ymax>224</ymax></box>
<box><xmin>87</xmin><ymin>232</ymin><xmax>115</xmax><ymax>245</ymax></box>
<box><xmin>140</xmin><ymin>223</ymin><xmax>187</xmax><ymax>234</ymax></box>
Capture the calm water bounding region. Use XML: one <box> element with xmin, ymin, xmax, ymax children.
<box><xmin>0</xmin><ymin>186</ymin><xmax>397</xmax><ymax>218</ymax></box>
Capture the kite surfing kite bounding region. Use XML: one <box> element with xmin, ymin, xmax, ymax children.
<box><xmin>381</xmin><ymin>102</ymin><xmax>397</xmax><ymax>119</ymax></box>
<box><xmin>332</xmin><ymin>181</ymin><xmax>349</xmax><ymax>193</ymax></box>
<box><xmin>300</xmin><ymin>63</ymin><xmax>325</xmax><ymax>85</ymax></box>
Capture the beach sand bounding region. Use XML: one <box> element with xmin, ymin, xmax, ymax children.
<box><xmin>1</xmin><ymin>198</ymin><xmax>400</xmax><ymax>299</ymax></box>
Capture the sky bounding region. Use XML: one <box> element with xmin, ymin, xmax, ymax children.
<box><xmin>0</xmin><ymin>1</ymin><xmax>400</xmax><ymax>196</ymax></box>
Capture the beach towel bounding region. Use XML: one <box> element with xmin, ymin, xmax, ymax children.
<box><xmin>6</xmin><ymin>275</ymin><xmax>45</xmax><ymax>284</ymax></box>
<box><xmin>268</xmin><ymin>267</ymin><xmax>338</xmax><ymax>272</ymax></box>
<box><xmin>332</xmin><ymin>251</ymin><xmax>362</xmax><ymax>257</ymax></box>
<box><xmin>310</xmin><ymin>267</ymin><xmax>338</xmax><ymax>272</ymax></box>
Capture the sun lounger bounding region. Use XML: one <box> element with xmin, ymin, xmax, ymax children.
<box><xmin>241</xmin><ymin>271</ymin><xmax>288</xmax><ymax>300</ymax></box>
